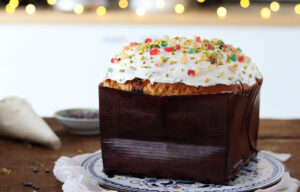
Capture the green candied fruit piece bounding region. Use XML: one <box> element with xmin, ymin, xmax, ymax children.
<box><xmin>161</xmin><ymin>41</ymin><xmax>168</xmax><ymax>47</ymax></box>
<box><xmin>230</xmin><ymin>54</ymin><xmax>237</xmax><ymax>62</ymax></box>
<box><xmin>108</xmin><ymin>67</ymin><xmax>113</xmax><ymax>73</ymax></box>
<box><xmin>237</xmin><ymin>47</ymin><xmax>242</xmax><ymax>52</ymax></box>
<box><xmin>217</xmin><ymin>40</ymin><xmax>225</xmax><ymax>47</ymax></box>
<box><xmin>188</xmin><ymin>48</ymin><xmax>195</xmax><ymax>54</ymax></box>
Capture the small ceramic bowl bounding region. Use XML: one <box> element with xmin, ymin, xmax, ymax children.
<box><xmin>54</xmin><ymin>108</ymin><xmax>99</xmax><ymax>135</ymax></box>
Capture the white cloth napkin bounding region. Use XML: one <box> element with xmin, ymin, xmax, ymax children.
<box><xmin>0</xmin><ymin>97</ymin><xmax>61</xmax><ymax>149</ymax></box>
<box><xmin>53</xmin><ymin>150</ymin><xmax>299</xmax><ymax>192</ymax></box>
<box><xmin>54</xmin><ymin>150</ymin><xmax>114</xmax><ymax>192</ymax></box>
<box><xmin>255</xmin><ymin>151</ymin><xmax>300</xmax><ymax>192</ymax></box>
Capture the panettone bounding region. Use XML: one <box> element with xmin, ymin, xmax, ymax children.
<box><xmin>99</xmin><ymin>36</ymin><xmax>263</xmax><ymax>184</ymax></box>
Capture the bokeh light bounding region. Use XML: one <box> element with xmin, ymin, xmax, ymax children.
<box><xmin>119</xmin><ymin>0</ymin><xmax>128</xmax><ymax>9</ymax></box>
<box><xmin>96</xmin><ymin>6</ymin><xmax>106</xmax><ymax>16</ymax></box>
<box><xmin>5</xmin><ymin>4</ymin><xmax>15</xmax><ymax>14</ymax></box>
<box><xmin>9</xmin><ymin>0</ymin><xmax>19</xmax><ymax>8</ymax></box>
<box><xmin>217</xmin><ymin>7</ymin><xmax>227</xmax><ymax>18</ymax></box>
<box><xmin>136</xmin><ymin>7</ymin><xmax>146</xmax><ymax>16</ymax></box>
<box><xmin>270</xmin><ymin>1</ymin><xmax>280</xmax><ymax>12</ymax></box>
<box><xmin>240</xmin><ymin>0</ymin><xmax>250</xmax><ymax>8</ymax></box>
<box><xmin>25</xmin><ymin>4</ymin><xmax>36</xmax><ymax>15</ymax></box>
<box><xmin>260</xmin><ymin>8</ymin><xmax>271</xmax><ymax>19</ymax></box>
<box><xmin>155</xmin><ymin>0</ymin><xmax>165</xmax><ymax>9</ymax></box>
<box><xmin>174</xmin><ymin>4</ymin><xmax>185</xmax><ymax>14</ymax></box>
<box><xmin>73</xmin><ymin>4</ymin><xmax>84</xmax><ymax>15</ymax></box>
<box><xmin>295</xmin><ymin>4</ymin><xmax>300</xmax><ymax>15</ymax></box>
<box><xmin>47</xmin><ymin>0</ymin><xmax>56</xmax><ymax>6</ymax></box>
<box><xmin>197</xmin><ymin>0</ymin><xmax>205</xmax><ymax>3</ymax></box>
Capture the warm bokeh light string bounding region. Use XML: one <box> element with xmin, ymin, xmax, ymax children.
<box><xmin>155</xmin><ymin>0</ymin><xmax>165</xmax><ymax>9</ymax></box>
<box><xmin>174</xmin><ymin>3</ymin><xmax>185</xmax><ymax>14</ymax></box>
<box><xmin>5</xmin><ymin>3</ymin><xmax>15</xmax><ymax>14</ymax></box>
<box><xmin>136</xmin><ymin>7</ymin><xmax>146</xmax><ymax>16</ymax></box>
<box><xmin>47</xmin><ymin>0</ymin><xmax>57</xmax><ymax>6</ymax></box>
<box><xmin>217</xmin><ymin>6</ymin><xmax>227</xmax><ymax>18</ymax></box>
<box><xmin>4</xmin><ymin>0</ymin><xmax>300</xmax><ymax>19</ymax></box>
<box><xmin>119</xmin><ymin>0</ymin><xmax>128</xmax><ymax>9</ymax></box>
<box><xmin>240</xmin><ymin>0</ymin><xmax>250</xmax><ymax>8</ymax></box>
<box><xmin>25</xmin><ymin>4</ymin><xmax>36</xmax><ymax>15</ymax></box>
<box><xmin>73</xmin><ymin>4</ymin><xmax>84</xmax><ymax>15</ymax></box>
<box><xmin>270</xmin><ymin>1</ymin><xmax>280</xmax><ymax>12</ymax></box>
<box><xmin>260</xmin><ymin>7</ymin><xmax>271</xmax><ymax>19</ymax></box>
<box><xmin>295</xmin><ymin>4</ymin><xmax>300</xmax><ymax>15</ymax></box>
<box><xmin>96</xmin><ymin>6</ymin><xmax>106</xmax><ymax>16</ymax></box>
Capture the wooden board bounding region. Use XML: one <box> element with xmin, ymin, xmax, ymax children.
<box><xmin>0</xmin><ymin>118</ymin><xmax>299</xmax><ymax>191</ymax></box>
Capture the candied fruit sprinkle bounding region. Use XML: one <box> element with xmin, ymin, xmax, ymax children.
<box><xmin>208</xmin><ymin>65</ymin><xmax>214</xmax><ymax>71</ymax></box>
<box><xmin>145</xmin><ymin>38</ymin><xmax>152</xmax><ymax>43</ymax></box>
<box><xmin>161</xmin><ymin>41</ymin><xmax>168</xmax><ymax>47</ymax></box>
<box><xmin>108</xmin><ymin>68</ymin><xmax>113</xmax><ymax>73</ymax></box>
<box><xmin>195</xmin><ymin>67</ymin><xmax>201</xmax><ymax>76</ymax></box>
<box><xmin>230</xmin><ymin>54</ymin><xmax>237</xmax><ymax>62</ymax></box>
<box><xmin>195</xmin><ymin>36</ymin><xmax>201</xmax><ymax>43</ymax></box>
<box><xmin>187</xmin><ymin>69</ymin><xmax>195</xmax><ymax>77</ymax></box>
<box><xmin>180</xmin><ymin>55</ymin><xmax>188</xmax><ymax>64</ymax></box>
<box><xmin>164</xmin><ymin>47</ymin><xmax>173</xmax><ymax>52</ymax></box>
<box><xmin>106</xmin><ymin>36</ymin><xmax>260</xmax><ymax>86</ymax></box>
<box><xmin>175</xmin><ymin>44</ymin><xmax>181</xmax><ymax>50</ymax></box>
<box><xmin>150</xmin><ymin>48</ymin><xmax>160</xmax><ymax>55</ymax></box>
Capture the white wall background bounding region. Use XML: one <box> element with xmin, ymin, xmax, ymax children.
<box><xmin>0</xmin><ymin>24</ymin><xmax>299</xmax><ymax>118</ymax></box>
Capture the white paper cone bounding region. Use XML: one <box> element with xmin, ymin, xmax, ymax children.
<box><xmin>0</xmin><ymin>97</ymin><xmax>61</xmax><ymax>149</ymax></box>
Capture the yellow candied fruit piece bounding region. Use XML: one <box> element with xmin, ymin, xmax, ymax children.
<box><xmin>205</xmin><ymin>78</ymin><xmax>210</xmax><ymax>83</ymax></box>
<box><xmin>228</xmin><ymin>65</ymin><xmax>238</xmax><ymax>74</ymax></box>
<box><xmin>195</xmin><ymin>67</ymin><xmax>201</xmax><ymax>76</ymax></box>
<box><xmin>180</xmin><ymin>55</ymin><xmax>188</xmax><ymax>64</ymax></box>
<box><xmin>170</xmin><ymin>67</ymin><xmax>175</xmax><ymax>72</ymax></box>
<box><xmin>249</xmin><ymin>74</ymin><xmax>253</xmax><ymax>78</ymax></box>
<box><xmin>119</xmin><ymin>69</ymin><xmax>125</xmax><ymax>72</ymax></box>
<box><xmin>180</xmin><ymin>68</ymin><xmax>184</xmax><ymax>72</ymax></box>
<box><xmin>228</xmin><ymin>76</ymin><xmax>233</xmax><ymax>80</ymax></box>
<box><xmin>164</xmin><ymin>73</ymin><xmax>168</xmax><ymax>78</ymax></box>
<box><xmin>208</xmin><ymin>65</ymin><xmax>214</xmax><ymax>71</ymax></box>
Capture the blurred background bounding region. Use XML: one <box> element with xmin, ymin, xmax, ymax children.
<box><xmin>0</xmin><ymin>0</ymin><xmax>300</xmax><ymax>118</ymax></box>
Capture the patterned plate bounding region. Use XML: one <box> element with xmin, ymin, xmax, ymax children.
<box><xmin>82</xmin><ymin>152</ymin><xmax>284</xmax><ymax>192</ymax></box>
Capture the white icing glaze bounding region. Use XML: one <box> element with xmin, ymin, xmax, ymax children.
<box><xmin>104</xmin><ymin>36</ymin><xmax>262</xmax><ymax>87</ymax></box>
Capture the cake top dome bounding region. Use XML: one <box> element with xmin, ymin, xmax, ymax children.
<box><xmin>104</xmin><ymin>36</ymin><xmax>262</xmax><ymax>87</ymax></box>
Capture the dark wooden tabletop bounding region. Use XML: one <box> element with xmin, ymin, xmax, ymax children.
<box><xmin>0</xmin><ymin>118</ymin><xmax>299</xmax><ymax>192</ymax></box>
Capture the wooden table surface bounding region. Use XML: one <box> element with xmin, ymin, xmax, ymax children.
<box><xmin>0</xmin><ymin>118</ymin><xmax>299</xmax><ymax>192</ymax></box>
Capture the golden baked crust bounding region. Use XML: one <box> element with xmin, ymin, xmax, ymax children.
<box><xmin>101</xmin><ymin>78</ymin><xmax>262</xmax><ymax>96</ymax></box>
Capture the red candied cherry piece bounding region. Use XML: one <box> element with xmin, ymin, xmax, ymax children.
<box><xmin>196</xmin><ymin>36</ymin><xmax>201</xmax><ymax>43</ymax></box>
<box><xmin>238</xmin><ymin>55</ymin><xmax>244</xmax><ymax>62</ymax></box>
<box><xmin>145</xmin><ymin>38</ymin><xmax>152</xmax><ymax>43</ymax></box>
<box><xmin>111</xmin><ymin>58</ymin><xmax>117</xmax><ymax>63</ymax></box>
<box><xmin>207</xmin><ymin>44</ymin><xmax>212</xmax><ymax>50</ymax></box>
<box><xmin>164</xmin><ymin>47</ymin><xmax>173</xmax><ymax>52</ymax></box>
<box><xmin>175</xmin><ymin>45</ymin><xmax>181</xmax><ymax>50</ymax></box>
<box><xmin>129</xmin><ymin>42</ymin><xmax>136</xmax><ymax>47</ymax></box>
<box><xmin>187</xmin><ymin>70</ymin><xmax>195</xmax><ymax>77</ymax></box>
<box><xmin>150</xmin><ymin>48</ymin><xmax>160</xmax><ymax>55</ymax></box>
